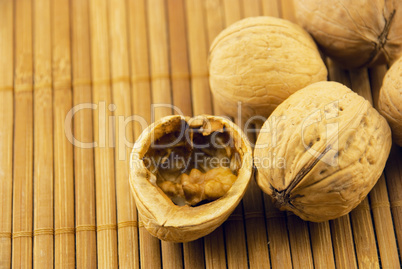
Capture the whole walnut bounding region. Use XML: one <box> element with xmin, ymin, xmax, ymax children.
<box><xmin>129</xmin><ymin>115</ymin><xmax>253</xmax><ymax>242</ymax></box>
<box><xmin>208</xmin><ymin>16</ymin><xmax>327</xmax><ymax>119</ymax></box>
<box><xmin>378</xmin><ymin>56</ymin><xmax>402</xmax><ymax>146</ymax></box>
<box><xmin>254</xmin><ymin>81</ymin><xmax>392</xmax><ymax>222</ymax></box>
<box><xmin>295</xmin><ymin>0</ymin><xmax>402</xmax><ymax>68</ymax></box>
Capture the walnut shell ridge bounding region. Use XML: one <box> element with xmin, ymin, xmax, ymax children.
<box><xmin>129</xmin><ymin>115</ymin><xmax>253</xmax><ymax>242</ymax></box>
<box><xmin>208</xmin><ymin>16</ymin><xmax>327</xmax><ymax>119</ymax></box>
<box><xmin>379</xmin><ymin>56</ymin><xmax>402</xmax><ymax>146</ymax></box>
<box><xmin>295</xmin><ymin>0</ymin><xmax>402</xmax><ymax>68</ymax></box>
<box><xmin>254</xmin><ymin>81</ymin><xmax>392</xmax><ymax>222</ymax></box>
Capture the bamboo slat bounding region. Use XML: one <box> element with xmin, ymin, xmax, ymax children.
<box><xmin>185</xmin><ymin>0</ymin><xmax>227</xmax><ymax>267</ymax></box>
<box><xmin>166</xmin><ymin>1</ymin><xmax>206</xmax><ymax>268</ymax></box>
<box><xmin>241</xmin><ymin>127</ymin><xmax>271</xmax><ymax>269</ymax></box>
<box><xmin>205</xmin><ymin>0</ymin><xmax>225</xmax><ymax>63</ymax></box>
<box><xmin>203</xmin><ymin>227</ymin><xmax>226</xmax><ymax>269</ymax></box>
<box><xmin>369</xmin><ymin>65</ymin><xmax>402</xmax><ymax>260</ymax></box>
<box><xmin>350</xmin><ymin>199</ymin><xmax>380</xmax><ymax>268</ymax></box>
<box><xmin>261</xmin><ymin>0</ymin><xmax>280</xmax><ymax>16</ymax></box>
<box><xmin>205</xmin><ymin>0</ymin><xmax>226</xmax><ymax>115</ymax></box>
<box><xmin>213</xmin><ymin>2</ymin><xmax>250</xmax><ymax>268</ymax></box>
<box><xmin>0</xmin><ymin>1</ymin><xmax>13</xmax><ymax>268</ymax></box>
<box><xmin>277</xmin><ymin>5</ymin><xmax>315</xmax><ymax>268</ymax></box>
<box><xmin>222</xmin><ymin>0</ymin><xmax>242</xmax><ymax>26</ymax></box>
<box><xmin>241</xmin><ymin>1</ymin><xmax>262</xmax><ymax>17</ymax></box>
<box><xmin>128</xmin><ymin>0</ymin><xmax>153</xmax><ymax>139</ymax></box>
<box><xmin>264</xmin><ymin>195</ymin><xmax>292</xmax><ymax>269</ymax></box>
<box><xmin>235</xmin><ymin>11</ymin><xmax>270</xmax><ymax>268</ymax></box>
<box><xmin>261</xmin><ymin>3</ymin><xmax>302</xmax><ymax>267</ymax></box>
<box><xmin>349</xmin><ymin>68</ymin><xmax>399</xmax><ymax>268</ymax></box>
<box><xmin>33</xmin><ymin>0</ymin><xmax>54</xmax><ymax>267</ymax></box>
<box><xmin>329</xmin><ymin>216</ymin><xmax>357</xmax><ymax>268</ymax></box>
<box><xmin>12</xmin><ymin>0</ymin><xmax>34</xmax><ymax>267</ymax></box>
<box><xmin>231</xmin><ymin>0</ymin><xmax>270</xmax><ymax>257</ymax></box>
<box><xmin>370</xmin><ymin>174</ymin><xmax>400</xmax><ymax>267</ymax></box>
<box><xmin>188</xmin><ymin>0</ymin><xmax>233</xmax><ymax>262</ymax></box>
<box><xmin>368</xmin><ymin>66</ymin><xmax>387</xmax><ymax>109</ymax></box>
<box><xmin>202</xmin><ymin>2</ymin><xmax>229</xmax><ymax>268</ymax></box>
<box><xmin>70</xmin><ymin>0</ymin><xmax>97</xmax><ymax>267</ymax></box>
<box><xmin>382</xmin><ymin>145</ymin><xmax>402</xmax><ymax>260</ymax></box>
<box><xmin>89</xmin><ymin>0</ymin><xmax>118</xmax><ymax>267</ymax></box>
<box><xmin>326</xmin><ymin>60</ymin><xmax>357</xmax><ymax>269</ymax></box>
<box><xmin>327</xmin><ymin>59</ymin><xmax>378</xmax><ymax>267</ymax></box>
<box><xmin>286</xmin><ymin>213</ymin><xmax>314</xmax><ymax>269</ymax></box>
<box><xmin>326</xmin><ymin>60</ymin><xmax>351</xmax><ymax>86</ymax></box>
<box><xmin>182</xmin><ymin>241</ymin><xmax>204</xmax><ymax>269</ymax></box>
<box><xmin>279</xmin><ymin>0</ymin><xmax>297</xmax><ymax>23</ymax></box>
<box><xmin>167</xmin><ymin>0</ymin><xmax>192</xmax><ymax>117</ymax></box>
<box><xmin>327</xmin><ymin>59</ymin><xmax>379</xmax><ymax>269</ymax></box>
<box><xmin>241</xmin><ymin>0</ymin><xmax>262</xmax><ymax>17</ymax></box>
<box><xmin>108</xmin><ymin>0</ymin><xmax>140</xmax><ymax>267</ymax></box>
<box><xmin>186</xmin><ymin>0</ymin><xmax>213</xmax><ymax>116</ymax></box>
<box><xmin>52</xmin><ymin>1</ymin><xmax>76</xmax><ymax>267</ymax></box>
<box><xmin>159</xmin><ymin>242</ymin><xmax>183</xmax><ymax>269</ymax></box>
<box><xmin>127</xmin><ymin>0</ymin><xmax>162</xmax><ymax>267</ymax></box>
<box><xmin>224</xmin><ymin>208</ymin><xmax>248</xmax><ymax>268</ymax></box>
<box><xmin>309</xmin><ymin>221</ymin><xmax>336</xmax><ymax>268</ymax></box>
<box><xmin>350</xmin><ymin>68</ymin><xmax>400</xmax><ymax>267</ymax></box>
<box><xmin>147</xmin><ymin>0</ymin><xmax>174</xmax><ymax>120</ymax></box>
<box><xmin>146</xmin><ymin>1</ymin><xmax>183</xmax><ymax>268</ymax></box>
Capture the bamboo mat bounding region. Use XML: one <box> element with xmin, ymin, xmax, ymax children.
<box><xmin>1</xmin><ymin>0</ymin><xmax>401</xmax><ymax>268</ymax></box>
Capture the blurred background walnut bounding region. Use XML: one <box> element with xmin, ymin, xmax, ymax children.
<box><xmin>378</xmin><ymin>56</ymin><xmax>402</xmax><ymax>146</ymax></box>
<box><xmin>208</xmin><ymin>16</ymin><xmax>328</xmax><ymax>120</ymax></box>
<box><xmin>295</xmin><ymin>0</ymin><xmax>402</xmax><ymax>68</ymax></box>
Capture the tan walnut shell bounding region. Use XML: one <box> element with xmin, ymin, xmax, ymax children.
<box><xmin>295</xmin><ymin>0</ymin><xmax>402</xmax><ymax>68</ymax></box>
<box><xmin>378</xmin><ymin>56</ymin><xmax>402</xmax><ymax>146</ymax></box>
<box><xmin>208</xmin><ymin>16</ymin><xmax>328</xmax><ymax>119</ymax></box>
<box><xmin>254</xmin><ymin>81</ymin><xmax>392</xmax><ymax>222</ymax></box>
<box><xmin>129</xmin><ymin>115</ymin><xmax>253</xmax><ymax>242</ymax></box>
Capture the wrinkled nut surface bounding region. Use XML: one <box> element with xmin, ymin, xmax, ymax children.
<box><xmin>254</xmin><ymin>81</ymin><xmax>392</xmax><ymax>222</ymax></box>
<box><xmin>208</xmin><ymin>16</ymin><xmax>327</xmax><ymax>119</ymax></box>
<box><xmin>379</xmin><ymin>56</ymin><xmax>402</xmax><ymax>146</ymax></box>
<box><xmin>295</xmin><ymin>0</ymin><xmax>402</xmax><ymax>68</ymax></box>
<box><xmin>159</xmin><ymin>167</ymin><xmax>237</xmax><ymax>206</ymax></box>
<box><xmin>129</xmin><ymin>115</ymin><xmax>252</xmax><ymax>242</ymax></box>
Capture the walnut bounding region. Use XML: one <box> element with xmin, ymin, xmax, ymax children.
<box><xmin>254</xmin><ymin>81</ymin><xmax>392</xmax><ymax>222</ymax></box>
<box><xmin>295</xmin><ymin>0</ymin><xmax>402</xmax><ymax>68</ymax></box>
<box><xmin>129</xmin><ymin>115</ymin><xmax>252</xmax><ymax>242</ymax></box>
<box><xmin>208</xmin><ymin>16</ymin><xmax>327</xmax><ymax>119</ymax></box>
<box><xmin>378</xmin><ymin>56</ymin><xmax>402</xmax><ymax>146</ymax></box>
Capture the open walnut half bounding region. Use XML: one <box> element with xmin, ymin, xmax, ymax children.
<box><xmin>130</xmin><ymin>115</ymin><xmax>252</xmax><ymax>242</ymax></box>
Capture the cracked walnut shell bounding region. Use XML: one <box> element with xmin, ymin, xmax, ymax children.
<box><xmin>295</xmin><ymin>0</ymin><xmax>402</xmax><ymax>68</ymax></box>
<box><xmin>208</xmin><ymin>16</ymin><xmax>327</xmax><ymax>119</ymax></box>
<box><xmin>129</xmin><ymin>115</ymin><xmax>253</xmax><ymax>242</ymax></box>
<box><xmin>254</xmin><ymin>81</ymin><xmax>392</xmax><ymax>222</ymax></box>
<box><xmin>378</xmin><ymin>56</ymin><xmax>402</xmax><ymax>146</ymax></box>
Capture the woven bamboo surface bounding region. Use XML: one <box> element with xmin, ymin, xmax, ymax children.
<box><xmin>1</xmin><ymin>0</ymin><xmax>401</xmax><ymax>268</ymax></box>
